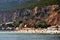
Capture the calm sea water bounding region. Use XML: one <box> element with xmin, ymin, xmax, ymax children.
<box><xmin>0</xmin><ymin>33</ymin><xmax>60</xmax><ymax>40</ymax></box>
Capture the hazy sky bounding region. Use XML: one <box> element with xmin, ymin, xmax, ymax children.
<box><xmin>0</xmin><ymin>0</ymin><xmax>20</xmax><ymax>11</ymax></box>
<box><xmin>0</xmin><ymin>0</ymin><xmax>35</xmax><ymax>11</ymax></box>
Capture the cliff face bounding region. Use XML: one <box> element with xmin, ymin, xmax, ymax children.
<box><xmin>26</xmin><ymin>5</ymin><xmax>60</xmax><ymax>26</ymax></box>
<box><xmin>18</xmin><ymin>5</ymin><xmax>60</xmax><ymax>27</ymax></box>
<box><xmin>0</xmin><ymin>5</ymin><xmax>60</xmax><ymax>26</ymax></box>
<box><xmin>45</xmin><ymin>5</ymin><xmax>60</xmax><ymax>25</ymax></box>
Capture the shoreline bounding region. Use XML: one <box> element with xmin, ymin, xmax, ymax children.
<box><xmin>0</xmin><ymin>28</ymin><xmax>60</xmax><ymax>34</ymax></box>
<box><xmin>14</xmin><ymin>28</ymin><xmax>60</xmax><ymax>34</ymax></box>
<box><xmin>0</xmin><ymin>30</ymin><xmax>60</xmax><ymax>34</ymax></box>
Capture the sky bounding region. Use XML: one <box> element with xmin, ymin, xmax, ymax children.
<box><xmin>0</xmin><ymin>0</ymin><xmax>37</xmax><ymax>11</ymax></box>
<box><xmin>0</xmin><ymin>0</ymin><xmax>23</xmax><ymax>11</ymax></box>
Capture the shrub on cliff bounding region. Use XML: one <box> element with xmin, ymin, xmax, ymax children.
<box><xmin>34</xmin><ymin>23</ymin><xmax>51</xmax><ymax>28</ymax></box>
<box><xmin>13</xmin><ymin>21</ymin><xmax>23</xmax><ymax>27</ymax></box>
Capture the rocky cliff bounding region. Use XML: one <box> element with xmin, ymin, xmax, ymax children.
<box><xmin>0</xmin><ymin>5</ymin><xmax>60</xmax><ymax>26</ymax></box>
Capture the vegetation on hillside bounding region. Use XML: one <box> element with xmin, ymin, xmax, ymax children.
<box><xmin>2</xmin><ymin>0</ymin><xmax>60</xmax><ymax>28</ymax></box>
<box><xmin>18</xmin><ymin>0</ymin><xmax>60</xmax><ymax>9</ymax></box>
<box><xmin>4</xmin><ymin>0</ymin><xmax>60</xmax><ymax>12</ymax></box>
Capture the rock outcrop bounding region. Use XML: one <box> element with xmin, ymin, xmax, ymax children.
<box><xmin>45</xmin><ymin>5</ymin><xmax>60</xmax><ymax>25</ymax></box>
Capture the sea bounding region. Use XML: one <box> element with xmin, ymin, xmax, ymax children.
<box><xmin>0</xmin><ymin>32</ymin><xmax>60</xmax><ymax>40</ymax></box>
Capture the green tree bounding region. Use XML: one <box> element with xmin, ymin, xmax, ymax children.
<box><xmin>34</xmin><ymin>23</ymin><xmax>51</xmax><ymax>28</ymax></box>
<box><xmin>13</xmin><ymin>21</ymin><xmax>23</xmax><ymax>27</ymax></box>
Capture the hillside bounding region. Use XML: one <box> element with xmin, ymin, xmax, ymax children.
<box><xmin>0</xmin><ymin>0</ymin><xmax>60</xmax><ymax>26</ymax></box>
